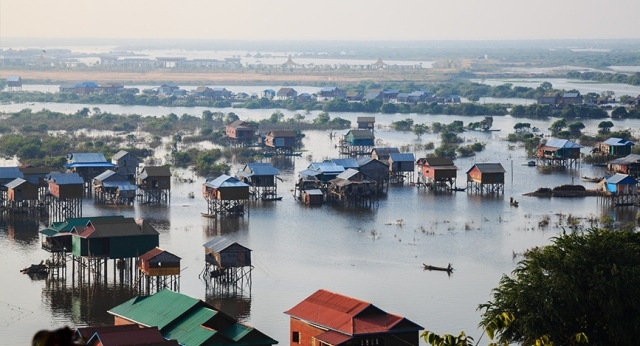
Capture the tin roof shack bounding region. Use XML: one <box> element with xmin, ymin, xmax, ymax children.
<box><xmin>537</xmin><ymin>92</ymin><xmax>561</xmax><ymax>105</ymax></box>
<box><xmin>536</xmin><ymin>139</ymin><xmax>582</xmax><ymax>168</ymax></box>
<box><xmin>6</xmin><ymin>178</ymin><xmax>38</xmax><ymax>203</ymax></box>
<box><xmin>371</xmin><ymin>147</ymin><xmax>400</xmax><ymax>163</ymax></box>
<box><xmin>109</xmin><ymin>289</ymin><xmax>278</xmax><ymax>346</ymax></box>
<box><xmin>138</xmin><ymin>247</ymin><xmax>181</xmax><ymax>293</ymax></box>
<box><xmin>389</xmin><ymin>153</ymin><xmax>416</xmax><ymax>184</ymax></box>
<box><xmin>307</xmin><ymin>162</ymin><xmax>345</xmax><ymax>185</ymax></box>
<box><xmin>466</xmin><ymin>163</ymin><xmax>506</xmax><ymax>195</ymax></box>
<box><xmin>0</xmin><ymin>166</ymin><xmax>24</xmax><ymax>204</ymax></box>
<box><xmin>226</xmin><ymin>120</ymin><xmax>256</xmax><ymax>145</ymax></box>
<box><xmin>93</xmin><ymin>170</ymin><xmax>136</xmax><ymax>205</ymax></box>
<box><xmin>71</xmin><ymin>217</ymin><xmax>159</xmax><ymax>259</ymax></box>
<box><xmin>137</xmin><ymin>166</ymin><xmax>171</xmax><ymax>204</ymax></box>
<box><xmin>65</xmin><ymin>153</ymin><xmax>116</xmax><ymax>190</ymax></box>
<box><xmin>318</xmin><ymin>87</ymin><xmax>346</xmax><ymax>101</ymax></box>
<box><xmin>202</xmin><ymin>175</ymin><xmax>250</xmax><ymax>217</ymax></box>
<box><xmin>111</xmin><ymin>150</ymin><xmax>140</xmax><ymax>182</ymax></box>
<box><xmin>236</xmin><ymin>163</ymin><xmax>280</xmax><ymax>200</ymax></box>
<box><xmin>40</xmin><ymin>216</ymin><xmax>125</xmax><ymax>257</ymax></box>
<box><xmin>416</xmin><ymin>157</ymin><xmax>458</xmax><ymax>190</ymax></box>
<box><xmin>80</xmin><ymin>325</ymin><xmax>178</xmax><ymax>346</ymax></box>
<box><xmin>607</xmin><ymin>154</ymin><xmax>640</xmax><ymax>178</ymax></box>
<box><xmin>302</xmin><ymin>189</ymin><xmax>324</xmax><ymax>205</ymax></box>
<box><xmin>356</xmin><ymin>157</ymin><xmax>390</xmax><ymax>192</ymax></box>
<box><xmin>203</xmin><ymin>237</ymin><xmax>253</xmax><ymax>288</ymax></box>
<box><xmin>276</xmin><ymin>87</ymin><xmax>298</xmax><ymax>100</ymax></box>
<box><xmin>356</xmin><ymin>117</ymin><xmax>375</xmax><ymax>131</ymax></box>
<box><xmin>45</xmin><ymin>172</ymin><xmax>84</xmax><ymax>222</ymax></box>
<box><xmin>284</xmin><ymin>289</ymin><xmax>423</xmax><ymax>346</ymax></box>
<box><xmin>330</xmin><ymin>158</ymin><xmax>359</xmax><ymax>170</ymax></box>
<box><xmin>598</xmin><ymin>138</ymin><xmax>635</xmax><ymax>158</ymax></box>
<box><xmin>264</xmin><ymin>130</ymin><xmax>297</xmax><ymax>153</ymax></box>
<box><xmin>327</xmin><ymin>169</ymin><xmax>378</xmax><ymax>207</ymax></box>
<box><xmin>561</xmin><ymin>92</ymin><xmax>583</xmax><ymax>105</ymax></box>
<box><xmin>6</xmin><ymin>76</ymin><xmax>22</xmax><ymax>90</ymax></box>
<box><xmin>601</xmin><ymin>173</ymin><xmax>638</xmax><ymax>206</ymax></box>
<box><xmin>340</xmin><ymin>130</ymin><xmax>375</xmax><ymax>157</ymax></box>
<box><xmin>19</xmin><ymin>164</ymin><xmax>50</xmax><ymax>188</ymax></box>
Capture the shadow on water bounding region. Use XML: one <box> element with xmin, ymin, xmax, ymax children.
<box><xmin>0</xmin><ymin>213</ymin><xmax>42</xmax><ymax>244</ymax></box>
<box><xmin>205</xmin><ymin>292</ymin><xmax>252</xmax><ymax>323</ymax></box>
<box><xmin>203</xmin><ymin>217</ymin><xmax>249</xmax><ymax>237</ymax></box>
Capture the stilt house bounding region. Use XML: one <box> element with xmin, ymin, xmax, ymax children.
<box><xmin>93</xmin><ymin>170</ymin><xmax>137</xmax><ymax>205</ymax></box>
<box><xmin>466</xmin><ymin>163</ymin><xmax>506</xmax><ymax>194</ymax></box>
<box><xmin>285</xmin><ymin>289</ymin><xmax>423</xmax><ymax>346</ymax></box>
<box><xmin>343</xmin><ymin>130</ymin><xmax>375</xmax><ymax>146</ymax></box>
<box><xmin>389</xmin><ymin>153</ymin><xmax>415</xmax><ymax>183</ymax></box>
<box><xmin>65</xmin><ymin>153</ymin><xmax>116</xmax><ymax>183</ymax></box>
<box><xmin>607</xmin><ymin>154</ymin><xmax>640</xmax><ymax>178</ymax></box>
<box><xmin>264</xmin><ymin>130</ymin><xmax>297</xmax><ymax>150</ymax></box>
<box><xmin>536</xmin><ymin>139</ymin><xmax>582</xmax><ymax>167</ymax></box>
<box><xmin>236</xmin><ymin>163</ymin><xmax>280</xmax><ymax>200</ymax></box>
<box><xmin>202</xmin><ymin>175</ymin><xmax>250</xmax><ymax>216</ymax></box>
<box><xmin>601</xmin><ymin>173</ymin><xmax>638</xmax><ymax>206</ymax></box>
<box><xmin>6</xmin><ymin>178</ymin><xmax>38</xmax><ymax>202</ymax></box>
<box><xmin>307</xmin><ymin>161</ymin><xmax>345</xmax><ymax>184</ymax></box>
<box><xmin>226</xmin><ymin>120</ymin><xmax>256</xmax><ymax>144</ymax></box>
<box><xmin>108</xmin><ymin>289</ymin><xmax>277</xmax><ymax>346</ymax></box>
<box><xmin>137</xmin><ymin>166</ymin><xmax>171</xmax><ymax>191</ymax></box>
<box><xmin>371</xmin><ymin>147</ymin><xmax>400</xmax><ymax>163</ymax></box>
<box><xmin>46</xmin><ymin>172</ymin><xmax>84</xmax><ymax>199</ymax></box>
<box><xmin>416</xmin><ymin>157</ymin><xmax>458</xmax><ymax>189</ymax></box>
<box><xmin>111</xmin><ymin>151</ymin><xmax>140</xmax><ymax>182</ymax></box>
<box><xmin>598</xmin><ymin>138</ymin><xmax>635</xmax><ymax>157</ymax></box>
<box><xmin>70</xmin><ymin>217</ymin><xmax>159</xmax><ymax>259</ymax></box>
<box><xmin>356</xmin><ymin>117</ymin><xmax>375</xmax><ymax>131</ymax></box>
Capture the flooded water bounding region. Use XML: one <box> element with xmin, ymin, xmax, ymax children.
<box><xmin>1</xmin><ymin>110</ymin><xmax>639</xmax><ymax>345</ymax></box>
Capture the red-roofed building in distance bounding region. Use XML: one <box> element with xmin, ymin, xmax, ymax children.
<box><xmin>284</xmin><ymin>289</ymin><xmax>423</xmax><ymax>346</ymax></box>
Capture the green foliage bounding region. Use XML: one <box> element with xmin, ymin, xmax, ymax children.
<box><xmin>567</xmin><ymin>71</ymin><xmax>640</xmax><ymax>85</ymax></box>
<box><xmin>391</xmin><ymin>118</ymin><xmax>414</xmax><ymax>131</ymax></box>
<box><xmin>479</xmin><ymin>228</ymin><xmax>640</xmax><ymax>346</ymax></box>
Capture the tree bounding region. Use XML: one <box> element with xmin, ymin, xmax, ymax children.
<box><xmin>540</xmin><ymin>81</ymin><xmax>553</xmax><ymax>90</ymax></box>
<box><xmin>550</xmin><ymin>119</ymin><xmax>566</xmax><ymax>133</ymax></box>
<box><xmin>568</xmin><ymin>121</ymin><xmax>585</xmax><ymax>135</ymax></box>
<box><xmin>224</xmin><ymin>112</ymin><xmax>239</xmax><ymax>124</ymax></box>
<box><xmin>479</xmin><ymin>228</ymin><xmax>640</xmax><ymax>346</ymax></box>
<box><xmin>598</xmin><ymin>120</ymin><xmax>614</xmax><ymax>133</ymax></box>
<box><xmin>313</xmin><ymin>112</ymin><xmax>330</xmax><ymax>125</ymax></box>
<box><xmin>413</xmin><ymin>124</ymin><xmax>427</xmax><ymax>138</ymax></box>
<box><xmin>611</xmin><ymin>106</ymin><xmax>628</xmax><ymax>119</ymax></box>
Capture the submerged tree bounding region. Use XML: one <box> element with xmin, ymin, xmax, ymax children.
<box><xmin>478</xmin><ymin>228</ymin><xmax>640</xmax><ymax>346</ymax></box>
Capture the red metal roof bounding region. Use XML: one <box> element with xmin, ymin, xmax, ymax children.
<box><xmin>139</xmin><ymin>247</ymin><xmax>165</xmax><ymax>261</ymax></box>
<box><xmin>284</xmin><ymin>289</ymin><xmax>422</xmax><ymax>336</ymax></box>
<box><xmin>87</xmin><ymin>326</ymin><xmax>176</xmax><ymax>346</ymax></box>
<box><xmin>315</xmin><ymin>330</ymin><xmax>353</xmax><ymax>345</ymax></box>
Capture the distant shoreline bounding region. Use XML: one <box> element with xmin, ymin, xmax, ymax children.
<box><xmin>0</xmin><ymin>68</ymin><xmax>454</xmax><ymax>86</ymax></box>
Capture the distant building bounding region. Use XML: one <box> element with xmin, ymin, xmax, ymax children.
<box><xmin>538</xmin><ymin>92</ymin><xmax>561</xmax><ymax>105</ymax></box>
<box><xmin>561</xmin><ymin>92</ymin><xmax>582</xmax><ymax>105</ymax></box>
<box><xmin>262</xmin><ymin>89</ymin><xmax>276</xmax><ymax>99</ymax></box>
<box><xmin>317</xmin><ymin>87</ymin><xmax>346</xmax><ymax>101</ymax></box>
<box><xmin>6</xmin><ymin>76</ymin><xmax>22</xmax><ymax>90</ymax></box>
<box><xmin>276</xmin><ymin>87</ymin><xmax>298</xmax><ymax>100</ymax></box>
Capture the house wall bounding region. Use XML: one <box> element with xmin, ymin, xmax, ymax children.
<box><xmin>114</xmin><ymin>316</ymin><xmax>137</xmax><ymax>326</ymax></box>
<box><xmin>289</xmin><ymin>318</ymin><xmax>326</xmax><ymax>346</ymax></box>
<box><xmin>110</xmin><ymin>235</ymin><xmax>159</xmax><ymax>259</ymax></box>
<box><xmin>217</xmin><ymin>187</ymin><xmax>250</xmax><ymax>200</ymax></box>
<box><xmin>142</xmin><ymin>176</ymin><xmax>171</xmax><ymax>190</ymax></box>
<box><xmin>8</xmin><ymin>184</ymin><xmax>38</xmax><ymax>201</ymax></box>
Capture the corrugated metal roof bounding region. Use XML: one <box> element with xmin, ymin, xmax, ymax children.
<box><xmin>309</xmin><ymin>162</ymin><xmax>345</xmax><ymax>174</ymax></box>
<box><xmin>563</xmin><ymin>92</ymin><xmax>580</xmax><ymax>98</ymax></box>
<box><xmin>221</xmin><ymin>323</ymin><xmax>253</xmax><ymax>342</ymax></box>
<box><xmin>372</xmin><ymin>147</ymin><xmax>399</xmax><ymax>156</ymax></box>
<box><xmin>111</xmin><ymin>150</ymin><xmax>130</xmax><ymax>161</ymax></box>
<box><xmin>102</xmin><ymin>181</ymin><xmax>136</xmax><ymax>191</ymax></box>
<box><xmin>331</xmin><ymin>158</ymin><xmax>359</xmax><ymax>169</ymax></box>
<box><xmin>603</xmin><ymin>138</ymin><xmax>634</xmax><ymax>146</ymax></box>
<box><xmin>337</xmin><ymin>169</ymin><xmax>360</xmax><ymax>180</ymax></box>
<box><xmin>140</xmin><ymin>166</ymin><xmax>172</xmax><ymax>179</ymax></box>
<box><xmin>305</xmin><ymin>189</ymin><xmax>323</xmax><ymax>195</ymax></box>
<box><xmin>88</xmin><ymin>326</ymin><xmax>168</xmax><ymax>346</ymax></box>
<box><xmin>93</xmin><ymin>170</ymin><xmax>118</xmax><ymax>181</ymax></box>
<box><xmin>75</xmin><ymin>325</ymin><xmax>141</xmax><ymax>344</ymax></box>
<box><xmin>46</xmin><ymin>173</ymin><xmax>84</xmax><ymax>185</ymax></box>
<box><xmin>357</xmin><ymin>116</ymin><xmax>376</xmax><ymax>123</ymax></box>
<box><xmin>389</xmin><ymin>153</ymin><xmax>415</xmax><ymax>162</ymax></box>
<box><xmin>46</xmin><ymin>216</ymin><xmax>124</xmax><ymax>233</ymax></box>
<box><xmin>204</xmin><ymin>175</ymin><xmax>249</xmax><ymax>189</ymax></box>
<box><xmin>163</xmin><ymin>308</ymin><xmax>217</xmax><ymax>345</ymax></box>
<box><xmin>79</xmin><ymin>217</ymin><xmax>158</xmax><ymax>238</ymax></box>
<box><xmin>245</xmin><ymin>163</ymin><xmax>279</xmax><ymax>176</ymax></box>
<box><xmin>64</xmin><ymin>162</ymin><xmax>116</xmax><ymax>169</ymax></box>
<box><xmin>298</xmin><ymin>169</ymin><xmax>320</xmax><ymax>177</ymax></box>
<box><xmin>544</xmin><ymin>139</ymin><xmax>582</xmax><ymax>149</ymax></box>
<box><xmin>267</xmin><ymin>130</ymin><xmax>296</xmax><ymax>137</ymax></box>
<box><xmin>68</xmin><ymin>153</ymin><xmax>108</xmax><ymax>163</ymax></box>
<box><xmin>203</xmin><ymin>237</ymin><xmax>251</xmax><ymax>253</ymax></box>
<box><xmin>4</xmin><ymin>177</ymin><xmax>28</xmax><ymax>189</ymax></box>
<box><xmin>608</xmin><ymin>154</ymin><xmax>640</xmax><ymax>165</ymax></box>
<box><xmin>139</xmin><ymin>247</ymin><xmax>181</xmax><ymax>262</ymax></box>
<box><xmin>467</xmin><ymin>163</ymin><xmax>506</xmax><ymax>174</ymax></box>
<box><xmin>315</xmin><ymin>330</ymin><xmax>352</xmax><ymax>345</ymax></box>
<box><xmin>109</xmin><ymin>289</ymin><xmax>200</xmax><ymax>330</ymax></box>
<box><xmin>417</xmin><ymin>157</ymin><xmax>454</xmax><ymax>167</ymax></box>
<box><xmin>284</xmin><ymin>289</ymin><xmax>423</xmax><ymax>336</ymax></box>
<box><xmin>0</xmin><ymin>166</ymin><xmax>23</xmax><ymax>180</ymax></box>
<box><xmin>7</xmin><ymin>76</ymin><xmax>21</xmax><ymax>82</ymax></box>
<box><xmin>606</xmin><ymin>173</ymin><xmax>637</xmax><ymax>185</ymax></box>
<box><xmin>347</xmin><ymin>130</ymin><xmax>374</xmax><ymax>139</ymax></box>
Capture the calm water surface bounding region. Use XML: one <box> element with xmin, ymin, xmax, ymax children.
<box><xmin>1</xmin><ymin>112</ymin><xmax>639</xmax><ymax>345</ymax></box>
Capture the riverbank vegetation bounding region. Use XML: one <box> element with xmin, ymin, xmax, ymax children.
<box><xmin>567</xmin><ymin>71</ymin><xmax>640</xmax><ymax>85</ymax></box>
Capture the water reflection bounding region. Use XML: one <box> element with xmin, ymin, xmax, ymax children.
<box><xmin>205</xmin><ymin>292</ymin><xmax>252</xmax><ymax>323</ymax></box>
<box><xmin>0</xmin><ymin>214</ymin><xmax>41</xmax><ymax>243</ymax></box>
<box><xmin>203</xmin><ymin>217</ymin><xmax>249</xmax><ymax>237</ymax></box>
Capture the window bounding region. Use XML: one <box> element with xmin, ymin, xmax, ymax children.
<box><xmin>292</xmin><ymin>332</ymin><xmax>300</xmax><ymax>343</ymax></box>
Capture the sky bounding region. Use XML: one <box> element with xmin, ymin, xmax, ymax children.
<box><xmin>1</xmin><ymin>0</ymin><xmax>640</xmax><ymax>41</ymax></box>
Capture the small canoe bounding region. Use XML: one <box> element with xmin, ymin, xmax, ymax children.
<box><xmin>581</xmin><ymin>176</ymin><xmax>602</xmax><ymax>183</ymax></box>
<box><xmin>423</xmin><ymin>263</ymin><xmax>453</xmax><ymax>272</ymax></box>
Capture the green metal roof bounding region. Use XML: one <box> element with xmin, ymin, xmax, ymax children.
<box><xmin>222</xmin><ymin>324</ymin><xmax>253</xmax><ymax>342</ymax></box>
<box><xmin>47</xmin><ymin>216</ymin><xmax>125</xmax><ymax>233</ymax></box>
<box><xmin>163</xmin><ymin>308</ymin><xmax>217</xmax><ymax>346</ymax></box>
<box><xmin>39</xmin><ymin>229</ymin><xmax>58</xmax><ymax>236</ymax></box>
<box><xmin>108</xmin><ymin>289</ymin><xmax>199</xmax><ymax>330</ymax></box>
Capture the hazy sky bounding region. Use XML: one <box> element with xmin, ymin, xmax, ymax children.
<box><xmin>1</xmin><ymin>0</ymin><xmax>639</xmax><ymax>41</ymax></box>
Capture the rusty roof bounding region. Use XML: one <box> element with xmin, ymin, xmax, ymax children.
<box><xmin>267</xmin><ymin>130</ymin><xmax>296</xmax><ymax>137</ymax></box>
<box><xmin>139</xmin><ymin>247</ymin><xmax>181</xmax><ymax>262</ymax></box>
<box><xmin>75</xmin><ymin>324</ymin><xmax>140</xmax><ymax>343</ymax></box>
<box><xmin>284</xmin><ymin>289</ymin><xmax>422</xmax><ymax>336</ymax></box>
<box><xmin>417</xmin><ymin>157</ymin><xmax>455</xmax><ymax>167</ymax></box>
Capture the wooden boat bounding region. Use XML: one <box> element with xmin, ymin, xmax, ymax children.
<box><xmin>581</xmin><ymin>176</ymin><xmax>602</xmax><ymax>183</ymax></box>
<box><xmin>509</xmin><ymin>197</ymin><xmax>519</xmax><ymax>207</ymax></box>
<box><xmin>450</xmin><ymin>187</ymin><xmax>466</xmax><ymax>192</ymax></box>
<box><xmin>21</xmin><ymin>261</ymin><xmax>48</xmax><ymax>275</ymax></box>
<box><xmin>527</xmin><ymin>161</ymin><xmax>536</xmax><ymax>167</ymax></box>
<box><xmin>261</xmin><ymin>194</ymin><xmax>283</xmax><ymax>201</ymax></box>
<box><xmin>423</xmin><ymin>263</ymin><xmax>453</xmax><ymax>272</ymax></box>
<box><xmin>201</xmin><ymin>213</ymin><xmax>216</xmax><ymax>218</ymax></box>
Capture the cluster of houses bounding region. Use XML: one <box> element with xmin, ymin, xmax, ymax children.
<box><xmin>536</xmin><ymin>91</ymin><xmax>640</xmax><ymax>108</ymax></box>
<box><xmin>47</xmin><ymin>287</ymin><xmax>423</xmax><ymax>346</ymax></box>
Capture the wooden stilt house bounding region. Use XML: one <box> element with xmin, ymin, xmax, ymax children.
<box><xmin>607</xmin><ymin>154</ymin><xmax>640</xmax><ymax>178</ymax></box>
<box><xmin>327</xmin><ymin>169</ymin><xmax>378</xmax><ymax>207</ymax></box>
<box><xmin>138</xmin><ymin>247</ymin><xmax>181</xmax><ymax>293</ymax></box>
<box><xmin>600</xmin><ymin>173</ymin><xmax>638</xmax><ymax>206</ymax></box>
<box><xmin>202</xmin><ymin>175</ymin><xmax>250</xmax><ymax>217</ymax></box>
<box><xmin>5</xmin><ymin>178</ymin><xmax>39</xmax><ymax>211</ymax></box>
<box><xmin>356</xmin><ymin>157</ymin><xmax>390</xmax><ymax>192</ymax></box>
<box><xmin>202</xmin><ymin>237</ymin><xmax>253</xmax><ymax>289</ymax></box>
<box><xmin>45</xmin><ymin>172</ymin><xmax>84</xmax><ymax>222</ymax></box>
<box><xmin>307</xmin><ymin>161</ymin><xmax>345</xmax><ymax>185</ymax></box>
<box><xmin>264</xmin><ymin>130</ymin><xmax>297</xmax><ymax>154</ymax></box>
<box><xmin>0</xmin><ymin>166</ymin><xmax>24</xmax><ymax>206</ymax></box>
<box><xmin>371</xmin><ymin>147</ymin><xmax>399</xmax><ymax>164</ymax></box>
<box><xmin>536</xmin><ymin>139</ymin><xmax>582</xmax><ymax>168</ymax></box>
<box><xmin>466</xmin><ymin>163</ymin><xmax>506</xmax><ymax>194</ymax></box>
<box><xmin>357</xmin><ymin>116</ymin><xmax>375</xmax><ymax>131</ymax></box>
<box><xmin>137</xmin><ymin>166</ymin><xmax>171</xmax><ymax>204</ymax></box>
<box><xmin>111</xmin><ymin>151</ymin><xmax>140</xmax><ymax>182</ymax></box>
<box><xmin>416</xmin><ymin>157</ymin><xmax>458</xmax><ymax>190</ymax></box>
<box><xmin>388</xmin><ymin>153</ymin><xmax>415</xmax><ymax>184</ymax></box>
<box><xmin>93</xmin><ymin>170</ymin><xmax>137</xmax><ymax>205</ymax></box>
<box><xmin>340</xmin><ymin>130</ymin><xmax>375</xmax><ymax>157</ymax></box>
<box><xmin>65</xmin><ymin>153</ymin><xmax>116</xmax><ymax>194</ymax></box>
<box><xmin>226</xmin><ymin>120</ymin><xmax>256</xmax><ymax>146</ymax></box>
<box><xmin>235</xmin><ymin>163</ymin><xmax>280</xmax><ymax>200</ymax></box>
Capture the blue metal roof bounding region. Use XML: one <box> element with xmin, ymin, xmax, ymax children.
<box><xmin>0</xmin><ymin>166</ymin><xmax>23</xmax><ymax>180</ymax></box>
<box><xmin>7</xmin><ymin>76</ymin><xmax>21</xmax><ymax>82</ymax></box>
<box><xmin>244</xmin><ymin>163</ymin><xmax>279</xmax><ymax>176</ymax></box>
<box><xmin>74</xmin><ymin>82</ymin><xmax>99</xmax><ymax>88</ymax></box>
<box><xmin>4</xmin><ymin>178</ymin><xmax>27</xmax><ymax>189</ymax></box>
<box><xmin>309</xmin><ymin>162</ymin><xmax>345</xmax><ymax>174</ymax></box>
<box><xmin>298</xmin><ymin>169</ymin><xmax>320</xmax><ymax>177</ymax></box>
<box><xmin>46</xmin><ymin>173</ymin><xmax>84</xmax><ymax>185</ymax></box>
<box><xmin>204</xmin><ymin>175</ymin><xmax>249</xmax><ymax>189</ymax></box>
<box><xmin>331</xmin><ymin>158</ymin><xmax>359</xmax><ymax>169</ymax></box>
<box><xmin>389</xmin><ymin>153</ymin><xmax>415</xmax><ymax>162</ymax></box>
<box><xmin>563</xmin><ymin>92</ymin><xmax>580</xmax><ymax>98</ymax></box>
<box><xmin>337</xmin><ymin>169</ymin><xmax>360</xmax><ymax>180</ymax></box>
<box><xmin>64</xmin><ymin>162</ymin><xmax>116</xmax><ymax>169</ymax></box>
<box><xmin>544</xmin><ymin>139</ymin><xmax>582</xmax><ymax>149</ymax></box>
<box><xmin>102</xmin><ymin>182</ymin><xmax>136</xmax><ymax>191</ymax></box>
<box><xmin>67</xmin><ymin>153</ymin><xmax>108</xmax><ymax>163</ymax></box>
<box><xmin>606</xmin><ymin>173</ymin><xmax>637</xmax><ymax>185</ymax></box>
<box><xmin>603</xmin><ymin>138</ymin><xmax>634</xmax><ymax>146</ymax></box>
<box><xmin>203</xmin><ymin>237</ymin><xmax>250</xmax><ymax>252</ymax></box>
